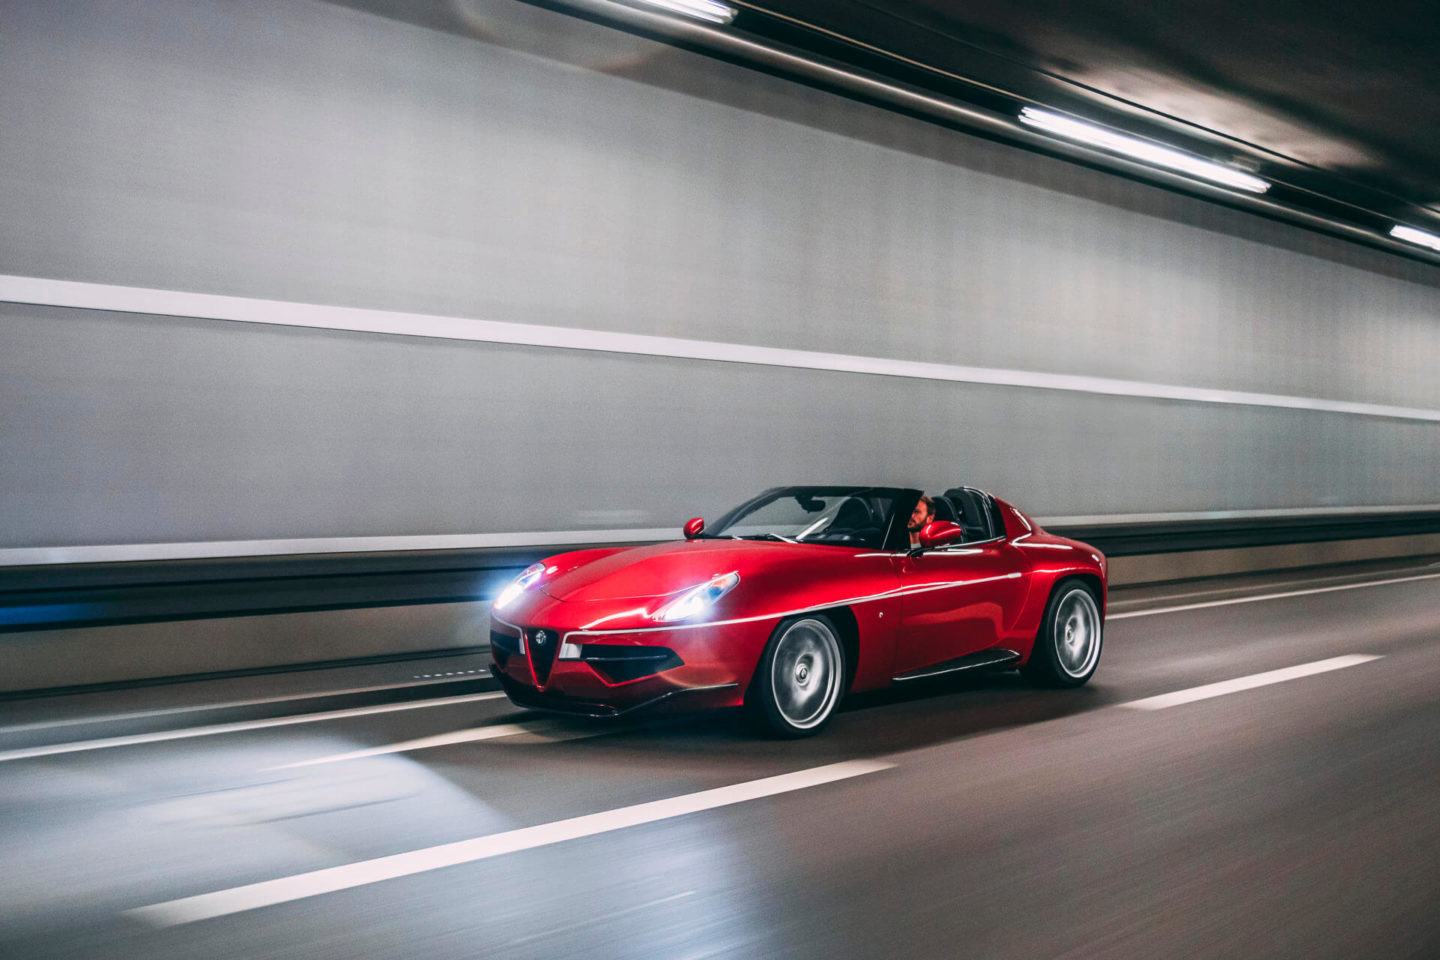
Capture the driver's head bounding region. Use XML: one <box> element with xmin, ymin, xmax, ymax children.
<box><xmin>908</xmin><ymin>495</ymin><xmax>934</xmax><ymax>533</ymax></box>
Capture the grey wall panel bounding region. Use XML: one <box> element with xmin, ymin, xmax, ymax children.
<box><xmin>3</xmin><ymin>302</ymin><xmax>1439</xmax><ymax>548</ymax></box>
<box><xmin>1</xmin><ymin>0</ymin><xmax>1438</xmax><ymax>550</ymax></box>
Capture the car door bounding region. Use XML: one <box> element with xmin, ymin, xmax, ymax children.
<box><xmin>889</xmin><ymin>496</ymin><xmax>1029</xmax><ymax>679</ymax></box>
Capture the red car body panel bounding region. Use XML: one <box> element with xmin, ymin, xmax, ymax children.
<box><xmin>489</xmin><ymin>492</ymin><xmax>1105</xmax><ymax>718</ymax></box>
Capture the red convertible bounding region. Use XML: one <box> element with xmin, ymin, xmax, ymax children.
<box><xmin>489</xmin><ymin>486</ymin><xmax>1106</xmax><ymax>737</ymax></box>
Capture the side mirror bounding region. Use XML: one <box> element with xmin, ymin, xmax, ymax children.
<box><xmin>683</xmin><ymin>517</ymin><xmax>706</xmax><ymax>540</ymax></box>
<box><xmin>917</xmin><ymin>520</ymin><xmax>964</xmax><ymax>550</ymax></box>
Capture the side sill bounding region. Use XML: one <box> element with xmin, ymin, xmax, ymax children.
<box><xmin>892</xmin><ymin>649</ymin><xmax>1021</xmax><ymax>683</ymax></box>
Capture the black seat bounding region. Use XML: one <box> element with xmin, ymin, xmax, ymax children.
<box><xmin>930</xmin><ymin>496</ymin><xmax>958</xmax><ymax>524</ymax></box>
<box><xmin>943</xmin><ymin>489</ymin><xmax>994</xmax><ymax>541</ymax></box>
<box><xmin>832</xmin><ymin>496</ymin><xmax>873</xmax><ymax>530</ymax></box>
<box><xmin>804</xmin><ymin>496</ymin><xmax>880</xmax><ymax>546</ymax></box>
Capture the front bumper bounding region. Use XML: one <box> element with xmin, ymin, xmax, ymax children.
<box><xmin>488</xmin><ymin>615</ymin><xmax>774</xmax><ymax>717</ymax></box>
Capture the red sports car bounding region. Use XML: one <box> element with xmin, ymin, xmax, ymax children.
<box><xmin>489</xmin><ymin>486</ymin><xmax>1106</xmax><ymax>737</ymax></box>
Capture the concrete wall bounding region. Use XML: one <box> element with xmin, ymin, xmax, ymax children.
<box><xmin>3</xmin><ymin>0</ymin><xmax>1439</xmax><ymax>552</ymax></box>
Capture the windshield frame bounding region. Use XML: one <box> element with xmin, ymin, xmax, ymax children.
<box><xmin>708</xmin><ymin>486</ymin><xmax>919</xmax><ymax>552</ymax></box>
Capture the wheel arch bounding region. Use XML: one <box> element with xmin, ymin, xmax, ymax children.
<box><xmin>743</xmin><ymin>607</ymin><xmax>860</xmax><ymax>702</ymax></box>
<box><xmin>816</xmin><ymin>605</ymin><xmax>860</xmax><ymax>694</ymax></box>
<box><xmin>1063</xmin><ymin>572</ymin><xmax>1106</xmax><ymax>618</ymax></box>
<box><xmin>1017</xmin><ymin>571</ymin><xmax>1106</xmax><ymax>663</ymax></box>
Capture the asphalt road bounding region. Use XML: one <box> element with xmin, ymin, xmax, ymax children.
<box><xmin>2</xmin><ymin>559</ymin><xmax>1439</xmax><ymax>960</ymax></box>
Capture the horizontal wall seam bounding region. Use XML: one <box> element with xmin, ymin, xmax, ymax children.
<box><xmin>4</xmin><ymin>273</ymin><xmax>1440</xmax><ymax>423</ymax></box>
<box><xmin>3</xmin><ymin>505</ymin><xmax>1439</xmax><ymax>566</ymax></box>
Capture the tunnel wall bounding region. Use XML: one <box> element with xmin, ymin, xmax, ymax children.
<box><xmin>3</xmin><ymin>0</ymin><xmax>1440</xmax><ymax>556</ymax></box>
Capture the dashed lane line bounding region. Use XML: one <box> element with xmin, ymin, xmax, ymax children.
<box><xmin>1118</xmin><ymin>654</ymin><xmax>1382</xmax><ymax>710</ymax></box>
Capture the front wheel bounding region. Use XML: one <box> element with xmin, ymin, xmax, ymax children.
<box><xmin>1022</xmin><ymin>581</ymin><xmax>1103</xmax><ymax>688</ymax></box>
<box><xmin>746</xmin><ymin>615</ymin><xmax>846</xmax><ymax>738</ymax></box>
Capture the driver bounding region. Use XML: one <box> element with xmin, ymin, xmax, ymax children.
<box><xmin>907</xmin><ymin>495</ymin><xmax>934</xmax><ymax>547</ymax></box>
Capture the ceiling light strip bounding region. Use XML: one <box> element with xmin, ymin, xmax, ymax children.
<box><xmin>627</xmin><ymin>0</ymin><xmax>735</xmax><ymax>24</ymax></box>
<box><xmin>1018</xmin><ymin>107</ymin><xmax>1269</xmax><ymax>193</ymax></box>
<box><xmin>1391</xmin><ymin>225</ymin><xmax>1440</xmax><ymax>253</ymax></box>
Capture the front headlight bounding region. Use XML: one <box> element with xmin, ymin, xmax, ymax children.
<box><xmin>651</xmin><ymin>572</ymin><xmax>740</xmax><ymax>623</ymax></box>
<box><xmin>493</xmin><ymin>562</ymin><xmax>546</xmax><ymax>611</ymax></box>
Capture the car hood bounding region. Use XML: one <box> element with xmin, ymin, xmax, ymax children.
<box><xmin>539</xmin><ymin>538</ymin><xmax>826</xmax><ymax>603</ymax></box>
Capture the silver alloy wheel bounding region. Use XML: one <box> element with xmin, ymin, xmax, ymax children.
<box><xmin>769</xmin><ymin>618</ymin><xmax>843</xmax><ymax>730</ymax></box>
<box><xmin>1053</xmin><ymin>587</ymin><xmax>1102</xmax><ymax>679</ymax></box>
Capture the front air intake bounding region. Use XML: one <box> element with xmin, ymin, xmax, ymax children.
<box><xmin>580</xmin><ymin>644</ymin><xmax>684</xmax><ymax>683</ymax></box>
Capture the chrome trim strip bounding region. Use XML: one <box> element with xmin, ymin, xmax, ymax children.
<box><xmin>558</xmin><ymin>572</ymin><xmax>1024</xmax><ymax>641</ymax></box>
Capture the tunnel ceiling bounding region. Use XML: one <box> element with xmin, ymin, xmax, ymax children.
<box><xmin>329</xmin><ymin>0</ymin><xmax>1440</xmax><ymax>236</ymax></box>
<box><xmin>748</xmin><ymin>0</ymin><xmax>1440</xmax><ymax>225</ymax></box>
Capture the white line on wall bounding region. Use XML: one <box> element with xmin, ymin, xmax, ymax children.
<box><xmin>4</xmin><ymin>273</ymin><xmax>1439</xmax><ymax>424</ymax></box>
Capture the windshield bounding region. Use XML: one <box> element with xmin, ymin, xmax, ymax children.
<box><xmin>708</xmin><ymin>487</ymin><xmax>906</xmax><ymax>550</ymax></box>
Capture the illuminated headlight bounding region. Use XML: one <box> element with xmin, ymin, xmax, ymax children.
<box><xmin>493</xmin><ymin>562</ymin><xmax>546</xmax><ymax>611</ymax></box>
<box><xmin>652</xmin><ymin>572</ymin><xmax>740</xmax><ymax>623</ymax></box>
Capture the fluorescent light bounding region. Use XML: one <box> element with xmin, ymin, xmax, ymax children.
<box><xmin>1019</xmin><ymin>107</ymin><xmax>1270</xmax><ymax>194</ymax></box>
<box><xmin>1390</xmin><ymin>224</ymin><xmax>1440</xmax><ymax>253</ymax></box>
<box><xmin>628</xmin><ymin>0</ymin><xmax>737</xmax><ymax>24</ymax></box>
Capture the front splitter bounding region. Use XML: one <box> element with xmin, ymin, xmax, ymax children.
<box><xmin>489</xmin><ymin>666</ymin><xmax>738</xmax><ymax>719</ymax></box>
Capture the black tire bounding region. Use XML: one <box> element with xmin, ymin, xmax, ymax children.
<box><xmin>745</xmin><ymin>615</ymin><xmax>846</xmax><ymax>738</ymax></box>
<box><xmin>1022</xmin><ymin>580</ymin><xmax>1103</xmax><ymax>688</ymax></box>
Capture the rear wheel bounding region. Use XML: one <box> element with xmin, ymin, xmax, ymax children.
<box><xmin>746</xmin><ymin>615</ymin><xmax>845</xmax><ymax>738</ymax></box>
<box><xmin>1023</xmin><ymin>580</ymin><xmax>1102</xmax><ymax>688</ymax></box>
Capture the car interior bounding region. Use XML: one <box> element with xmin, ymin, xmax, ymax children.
<box><xmin>935</xmin><ymin>487</ymin><xmax>1004</xmax><ymax>543</ymax></box>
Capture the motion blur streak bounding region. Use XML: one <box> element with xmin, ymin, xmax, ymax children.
<box><xmin>1107</xmin><ymin>570</ymin><xmax>1440</xmax><ymax>619</ymax></box>
<box><xmin>270</xmin><ymin>719</ymin><xmax>613</xmax><ymax>769</ymax></box>
<box><xmin>0</xmin><ymin>693</ymin><xmax>505</xmax><ymax>763</ymax></box>
<box><xmin>126</xmin><ymin>759</ymin><xmax>894</xmax><ymax>926</ymax></box>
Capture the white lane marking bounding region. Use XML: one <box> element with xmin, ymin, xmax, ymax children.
<box><xmin>1119</xmin><ymin>655</ymin><xmax>1382</xmax><ymax>710</ymax></box>
<box><xmin>269</xmin><ymin>719</ymin><xmax>613</xmax><ymax>768</ymax></box>
<box><xmin>501</xmin><ymin>890</ymin><xmax>697</xmax><ymax>947</ymax></box>
<box><xmin>125</xmin><ymin>759</ymin><xmax>894</xmax><ymax>926</ymax></box>
<box><xmin>0</xmin><ymin>675</ymin><xmax>497</xmax><ymax>734</ymax></box>
<box><xmin>0</xmin><ymin>693</ymin><xmax>508</xmax><ymax>763</ymax></box>
<box><xmin>1109</xmin><ymin>571</ymin><xmax>1440</xmax><ymax>620</ymax></box>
